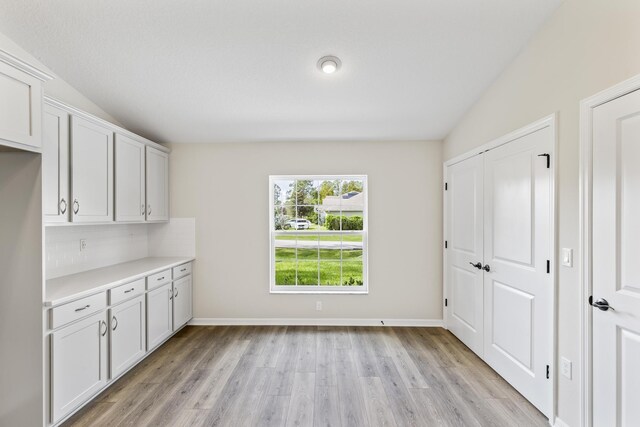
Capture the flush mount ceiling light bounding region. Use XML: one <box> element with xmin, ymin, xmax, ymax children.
<box><xmin>317</xmin><ymin>56</ymin><xmax>341</xmax><ymax>74</ymax></box>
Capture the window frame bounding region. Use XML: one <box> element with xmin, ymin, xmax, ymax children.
<box><xmin>269</xmin><ymin>174</ymin><xmax>368</xmax><ymax>294</ymax></box>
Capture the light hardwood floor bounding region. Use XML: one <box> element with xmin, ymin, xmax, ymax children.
<box><xmin>63</xmin><ymin>326</ymin><xmax>548</xmax><ymax>427</ymax></box>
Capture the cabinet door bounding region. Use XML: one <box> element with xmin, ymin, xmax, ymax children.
<box><xmin>109</xmin><ymin>295</ymin><xmax>146</xmax><ymax>378</ymax></box>
<box><xmin>146</xmin><ymin>146</ymin><xmax>169</xmax><ymax>221</ymax></box>
<box><xmin>173</xmin><ymin>275</ymin><xmax>192</xmax><ymax>330</ymax></box>
<box><xmin>70</xmin><ymin>116</ymin><xmax>114</xmax><ymax>222</ymax></box>
<box><xmin>43</xmin><ymin>104</ymin><xmax>70</xmax><ymax>222</ymax></box>
<box><xmin>0</xmin><ymin>60</ymin><xmax>43</xmax><ymax>150</ymax></box>
<box><xmin>147</xmin><ymin>283</ymin><xmax>173</xmax><ymax>350</ymax></box>
<box><xmin>115</xmin><ymin>134</ymin><xmax>145</xmax><ymax>222</ymax></box>
<box><xmin>51</xmin><ymin>311</ymin><xmax>108</xmax><ymax>424</ymax></box>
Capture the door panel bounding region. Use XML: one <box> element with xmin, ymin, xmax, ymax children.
<box><xmin>446</xmin><ymin>154</ymin><xmax>484</xmax><ymax>356</ymax></box>
<box><xmin>147</xmin><ymin>283</ymin><xmax>173</xmax><ymax>350</ymax></box>
<box><xmin>115</xmin><ymin>134</ymin><xmax>145</xmax><ymax>222</ymax></box>
<box><xmin>51</xmin><ymin>312</ymin><xmax>107</xmax><ymax>423</ymax></box>
<box><xmin>173</xmin><ymin>275</ymin><xmax>193</xmax><ymax>330</ymax></box>
<box><xmin>110</xmin><ymin>296</ymin><xmax>146</xmax><ymax>379</ymax></box>
<box><xmin>483</xmin><ymin>126</ymin><xmax>552</xmax><ymax>417</ymax></box>
<box><xmin>146</xmin><ymin>146</ymin><xmax>169</xmax><ymax>221</ymax></box>
<box><xmin>592</xmin><ymin>88</ymin><xmax>640</xmax><ymax>426</ymax></box>
<box><xmin>70</xmin><ymin>116</ymin><xmax>113</xmax><ymax>222</ymax></box>
<box><xmin>43</xmin><ymin>104</ymin><xmax>69</xmax><ymax>222</ymax></box>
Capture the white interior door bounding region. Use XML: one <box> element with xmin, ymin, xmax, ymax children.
<box><xmin>592</xmin><ymin>88</ymin><xmax>640</xmax><ymax>426</ymax></box>
<box><xmin>482</xmin><ymin>126</ymin><xmax>553</xmax><ymax>417</ymax></box>
<box><xmin>446</xmin><ymin>154</ymin><xmax>485</xmax><ymax>356</ymax></box>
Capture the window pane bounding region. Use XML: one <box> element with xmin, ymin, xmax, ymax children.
<box><xmin>294</xmin><ymin>206</ymin><xmax>319</xmax><ymax>231</ymax></box>
<box><xmin>339</xmin><ymin>179</ymin><xmax>364</xmax><ymax>231</ymax></box>
<box><xmin>342</xmin><ymin>258</ymin><xmax>363</xmax><ymax>286</ymax></box>
<box><xmin>320</xmin><ymin>261</ymin><xmax>341</xmax><ymax>285</ymax></box>
<box><xmin>292</xmin><ymin>179</ymin><xmax>317</xmax><ymax>206</ymax></box>
<box><xmin>296</xmin><ymin>261</ymin><xmax>319</xmax><ymax>285</ymax></box>
<box><xmin>275</xmin><ymin>244</ymin><xmax>296</xmax><ymax>286</ymax></box>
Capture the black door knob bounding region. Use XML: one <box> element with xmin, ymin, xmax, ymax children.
<box><xmin>469</xmin><ymin>262</ymin><xmax>482</xmax><ymax>270</ymax></box>
<box><xmin>589</xmin><ymin>296</ymin><xmax>614</xmax><ymax>311</ymax></box>
<box><xmin>482</xmin><ymin>264</ymin><xmax>491</xmax><ymax>272</ymax></box>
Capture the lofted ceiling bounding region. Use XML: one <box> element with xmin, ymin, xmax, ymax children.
<box><xmin>0</xmin><ymin>0</ymin><xmax>561</xmax><ymax>144</ymax></box>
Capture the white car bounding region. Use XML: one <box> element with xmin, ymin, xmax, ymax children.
<box><xmin>287</xmin><ymin>218</ymin><xmax>311</xmax><ymax>230</ymax></box>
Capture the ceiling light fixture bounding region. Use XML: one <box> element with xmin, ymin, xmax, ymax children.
<box><xmin>318</xmin><ymin>56</ymin><xmax>341</xmax><ymax>74</ymax></box>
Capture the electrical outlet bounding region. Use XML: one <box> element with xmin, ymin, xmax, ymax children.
<box><xmin>80</xmin><ymin>239</ymin><xmax>87</xmax><ymax>252</ymax></box>
<box><xmin>562</xmin><ymin>248</ymin><xmax>573</xmax><ymax>267</ymax></box>
<box><xmin>561</xmin><ymin>357</ymin><xmax>572</xmax><ymax>379</ymax></box>
<box><xmin>316</xmin><ymin>301</ymin><xmax>322</xmax><ymax>311</ymax></box>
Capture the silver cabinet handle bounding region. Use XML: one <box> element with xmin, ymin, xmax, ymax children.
<box><xmin>141</xmin><ymin>204</ymin><xmax>146</xmax><ymax>215</ymax></box>
<box><xmin>174</xmin><ymin>288</ymin><xmax>179</xmax><ymax>298</ymax></box>
<box><xmin>73</xmin><ymin>199</ymin><xmax>79</xmax><ymax>214</ymax></box>
<box><xmin>112</xmin><ymin>316</ymin><xmax>118</xmax><ymax>331</ymax></box>
<box><xmin>124</xmin><ymin>287</ymin><xmax>135</xmax><ymax>294</ymax></box>
<box><xmin>169</xmin><ymin>291</ymin><xmax>173</xmax><ymax>301</ymax></box>
<box><xmin>148</xmin><ymin>204</ymin><xmax>152</xmax><ymax>215</ymax></box>
<box><xmin>75</xmin><ymin>304</ymin><xmax>90</xmax><ymax>312</ymax></box>
<box><xmin>180</xmin><ymin>268</ymin><xmax>187</xmax><ymax>272</ymax></box>
<box><xmin>60</xmin><ymin>198</ymin><xmax>67</xmax><ymax>214</ymax></box>
<box><xmin>157</xmin><ymin>276</ymin><xmax>165</xmax><ymax>281</ymax></box>
<box><xmin>100</xmin><ymin>320</ymin><xmax>107</xmax><ymax>336</ymax></box>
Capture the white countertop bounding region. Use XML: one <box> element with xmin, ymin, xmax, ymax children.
<box><xmin>45</xmin><ymin>257</ymin><xmax>195</xmax><ymax>307</ymax></box>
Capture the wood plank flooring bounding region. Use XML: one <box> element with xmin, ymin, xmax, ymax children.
<box><xmin>63</xmin><ymin>326</ymin><xmax>547</xmax><ymax>427</ymax></box>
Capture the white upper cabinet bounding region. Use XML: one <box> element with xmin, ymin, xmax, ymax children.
<box><xmin>43</xmin><ymin>104</ymin><xmax>70</xmax><ymax>222</ymax></box>
<box><xmin>0</xmin><ymin>51</ymin><xmax>52</xmax><ymax>152</ymax></box>
<box><xmin>146</xmin><ymin>146</ymin><xmax>169</xmax><ymax>222</ymax></box>
<box><xmin>115</xmin><ymin>134</ymin><xmax>146</xmax><ymax>222</ymax></box>
<box><xmin>70</xmin><ymin>116</ymin><xmax>114</xmax><ymax>222</ymax></box>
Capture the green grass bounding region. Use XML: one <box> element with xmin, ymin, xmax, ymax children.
<box><xmin>275</xmin><ymin>234</ymin><xmax>363</xmax><ymax>242</ymax></box>
<box><xmin>275</xmin><ymin>248</ymin><xmax>363</xmax><ymax>286</ymax></box>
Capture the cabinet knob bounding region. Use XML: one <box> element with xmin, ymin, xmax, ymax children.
<box><xmin>73</xmin><ymin>199</ymin><xmax>80</xmax><ymax>214</ymax></box>
<box><xmin>59</xmin><ymin>198</ymin><xmax>67</xmax><ymax>214</ymax></box>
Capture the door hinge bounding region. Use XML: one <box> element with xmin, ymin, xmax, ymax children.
<box><xmin>546</xmin><ymin>364</ymin><xmax>550</xmax><ymax>379</ymax></box>
<box><xmin>445</xmin><ymin>298</ymin><xmax>448</xmax><ymax>307</ymax></box>
<box><xmin>445</xmin><ymin>240</ymin><xmax>448</xmax><ymax>249</ymax></box>
<box><xmin>445</xmin><ymin>182</ymin><xmax>448</xmax><ymax>191</ymax></box>
<box><xmin>538</xmin><ymin>153</ymin><xmax>550</xmax><ymax>168</ymax></box>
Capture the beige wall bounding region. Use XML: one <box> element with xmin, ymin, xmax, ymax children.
<box><xmin>443</xmin><ymin>0</ymin><xmax>640</xmax><ymax>425</ymax></box>
<box><xmin>168</xmin><ymin>140</ymin><xmax>443</xmax><ymax>321</ymax></box>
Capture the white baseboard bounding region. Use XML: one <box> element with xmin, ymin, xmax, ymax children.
<box><xmin>553</xmin><ymin>417</ymin><xmax>570</xmax><ymax>427</ymax></box>
<box><xmin>189</xmin><ymin>318</ymin><xmax>444</xmax><ymax>327</ymax></box>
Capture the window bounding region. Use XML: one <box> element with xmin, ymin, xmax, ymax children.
<box><xmin>270</xmin><ymin>175</ymin><xmax>368</xmax><ymax>293</ymax></box>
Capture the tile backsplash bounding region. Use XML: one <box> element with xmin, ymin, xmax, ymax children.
<box><xmin>45</xmin><ymin>224</ymin><xmax>149</xmax><ymax>279</ymax></box>
<box><xmin>45</xmin><ymin>218</ymin><xmax>197</xmax><ymax>280</ymax></box>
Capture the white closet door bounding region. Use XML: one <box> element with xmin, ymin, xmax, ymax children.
<box><xmin>592</xmin><ymin>88</ymin><xmax>640</xmax><ymax>426</ymax></box>
<box><xmin>482</xmin><ymin>126</ymin><xmax>552</xmax><ymax>417</ymax></box>
<box><xmin>115</xmin><ymin>134</ymin><xmax>145</xmax><ymax>222</ymax></box>
<box><xmin>70</xmin><ymin>116</ymin><xmax>114</xmax><ymax>222</ymax></box>
<box><xmin>446</xmin><ymin>154</ymin><xmax>484</xmax><ymax>356</ymax></box>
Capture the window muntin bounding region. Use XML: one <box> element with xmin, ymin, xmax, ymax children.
<box><xmin>270</xmin><ymin>175</ymin><xmax>367</xmax><ymax>293</ymax></box>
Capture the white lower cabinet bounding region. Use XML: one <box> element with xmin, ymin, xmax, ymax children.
<box><xmin>51</xmin><ymin>311</ymin><xmax>108</xmax><ymax>424</ymax></box>
<box><xmin>109</xmin><ymin>295</ymin><xmax>146</xmax><ymax>378</ymax></box>
<box><xmin>147</xmin><ymin>283</ymin><xmax>174</xmax><ymax>350</ymax></box>
<box><xmin>173</xmin><ymin>275</ymin><xmax>193</xmax><ymax>330</ymax></box>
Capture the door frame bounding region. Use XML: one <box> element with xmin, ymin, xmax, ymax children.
<box><xmin>443</xmin><ymin>113</ymin><xmax>558</xmax><ymax>423</ymax></box>
<box><xmin>579</xmin><ymin>73</ymin><xmax>640</xmax><ymax>427</ymax></box>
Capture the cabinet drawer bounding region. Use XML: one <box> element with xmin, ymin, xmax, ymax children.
<box><xmin>172</xmin><ymin>263</ymin><xmax>192</xmax><ymax>279</ymax></box>
<box><xmin>50</xmin><ymin>292</ymin><xmax>107</xmax><ymax>330</ymax></box>
<box><xmin>147</xmin><ymin>269</ymin><xmax>171</xmax><ymax>289</ymax></box>
<box><xmin>109</xmin><ymin>278</ymin><xmax>145</xmax><ymax>306</ymax></box>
